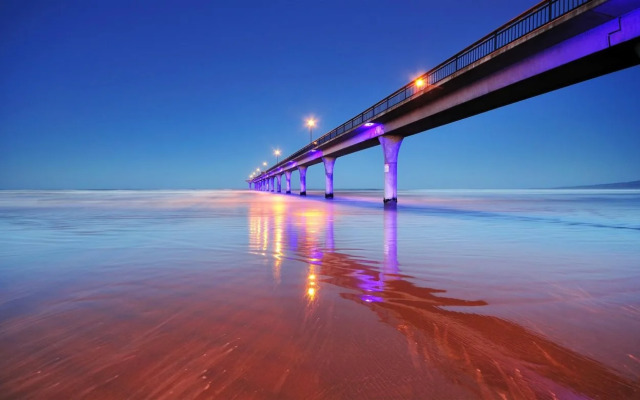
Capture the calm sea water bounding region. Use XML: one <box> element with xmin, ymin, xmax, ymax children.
<box><xmin>0</xmin><ymin>189</ymin><xmax>639</xmax><ymax>399</ymax></box>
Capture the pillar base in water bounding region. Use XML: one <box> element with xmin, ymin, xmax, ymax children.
<box><xmin>286</xmin><ymin>190</ymin><xmax>291</xmax><ymax>194</ymax></box>
<box><xmin>300</xmin><ymin>191</ymin><xmax>306</xmax><ymax>196</ymax></box>
<box><xmin>383</xmin><ymin>198</ymin><xmax>397</xmax><ymax>204</ymax></box>
<box><xmin>325</xmin><ymin>193</ymin><xmax>334</xmax><ymax>199</ymax></box>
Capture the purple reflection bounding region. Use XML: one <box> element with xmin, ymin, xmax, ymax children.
<box><xmin>311</xmin><ymin>248</ymin><xmax>323</xmax><ymax>262</ymax></box>
<box><xmin>383</xmin><ymin>209</ymin><xmax>399</xmax><ymax>277</ymax></box>
<box><xmin>361</xmin><ymin>294</ymin><xmax>383</xmax><ymax>303</ymax></box>
<box><xmin>356</xmin><ymin>270</ymin><xmax>383</xmax><ymax>295</ymax></box>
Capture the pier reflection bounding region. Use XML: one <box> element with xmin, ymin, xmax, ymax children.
<box><xmin>248</xmin><ymin>199</ymin><xmax>638</xmax><ymax>399</ymax></box>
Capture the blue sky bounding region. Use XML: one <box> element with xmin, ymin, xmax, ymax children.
<box><xmin>1</xmin><ymin>0</ymin><xmax>639</xmax><ymax>190</ymax></box>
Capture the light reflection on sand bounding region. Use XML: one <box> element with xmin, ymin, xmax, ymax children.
<box><xmin>0</xmin><ymin>190</ymin><xmax>639</xmax><ymax>399</ymax></box>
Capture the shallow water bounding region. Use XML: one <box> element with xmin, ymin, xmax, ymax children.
<box><xmin>1</xmin><ymin>189</ymin><xmax>639</xmax><ymax>399</ymax></box>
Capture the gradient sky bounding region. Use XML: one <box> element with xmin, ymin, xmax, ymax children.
<box><xmin>1</xmin><ymin>0</ymin><xmax>639</xmax><ymax>190</ymax></box>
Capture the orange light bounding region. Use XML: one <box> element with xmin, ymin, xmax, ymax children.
<box><xmin>307</xmin><ymin>287</ymin><xmax>316</xmax><ymax>296</ymax></box>
<box><xmin>309</xmin><ymin>274</ymin><xmax>316</xmax><ymax>280</ymax></box>
<box><xmin>415</xmin><ymin>78</ymin><xmax>426</xmax><ymax>88</ymax></box>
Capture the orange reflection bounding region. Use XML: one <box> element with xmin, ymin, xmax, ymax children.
<box><xmin>306</xmin><ymin>265</ymin><xmax>318</xmax><ymax>302</ymax></box>
<box><xmin>248</xmin><ymin>198</ymin><xmax>289</xmax><ymax>284</ymax></box>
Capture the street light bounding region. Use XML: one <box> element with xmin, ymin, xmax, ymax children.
<box><xmin>415</xmin><ymin>77</ymin><xmax>426</xmax><ymax>89</ymax></box>
<box><xmin>263</xmin><ymin>161</ymin><xmax>267</xmax><ymax>167</ymax></box>
<box><xmin>306</xmin><ymin>118</ymin><xmax>316</xmax><ymax>143</ymax></box>
<box><xmin>274</xmin><ymin>149</ymin><xmax>281</xmax><ymax>164</ymax></box>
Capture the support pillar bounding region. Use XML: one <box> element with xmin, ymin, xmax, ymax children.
<box><xmin>270</xmin><ymin>176</ymin><xmax>275</xmax><ymax>192</ymax></box>
<box><xmin>299</xmin><ymin>166</ymin><xmax>307</xmax><ymax>196</ymax></box>
<box><xmin>285</xmin><ymin>171</ymin><xmax>292</xmax><ymax>194</ymax></box>
<box><xmin>276</xmin><ymin>174</ymin><xmax>282</xmax><ymax>193</ymax></box>
<box><xmin>378</xmin><ymin>135</ymin><xmax>403</xmax><ymax>204</ymax></box>
<box><xmin>322</xmin><ymin>156</ymin><xmax>336</xmax><ymax>199</ymax></box>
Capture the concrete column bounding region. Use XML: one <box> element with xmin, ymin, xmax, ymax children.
<box><xmin>322</xmin><ymin>156</ymin><xmax>336</xmax><ymax>199</ymax></box>
<box><xmin>378</xmin><ymin>135</ymin><xmax>403</xmax><ymax>204</ymax></box>
<box><xmin>276</xmin><ymin>174</ymin><xmax>282</xmax><ymax>193</ymax></box>
<box><xmin>299</xmin><ymin>166</ymin><xmax>308</xmax><ymax>196</ymax></box>
<box><xmin>285</xmin><ymin>171</ymin><xmax>292</xmax><ymax>194</ymax></box>
<box><xmin>270</xmin><ymin>176</ymin><xmax>275</xmax><ymax>192</ymax></box>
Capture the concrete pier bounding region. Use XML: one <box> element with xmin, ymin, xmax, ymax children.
<box><xmin>270</xmin><ymin>177</ymin><xmax>275</xmax><ymax>192</ymax></box>
<box><xmin>248</xmin><ymin>1</ymin><xmax>640</xmax><ymax>205</ymax></box>
<box><xmin>276</xmin><ymin>175</ymin><xmax>282</xmax><ymax>193</ymax></box>
<box><xmin>323</xmin><ymin>157</ymin><xmax>336</xmax><ymax>199</ymax></box>
<box><xmin>299</xmin><ymin>166</ymin><xmax>308</xmax><ymax>196</ymax></box>
<box><xmin>285</xmin><ymin>171</ymin><xmax>292</xmax><ymax>194</ymax></box>
<box><xmin>379</xmin><ymin>135</ymin><xmax>403</xmax><ymax>204</ymax></box>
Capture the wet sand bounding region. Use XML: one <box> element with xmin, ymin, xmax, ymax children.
<box><xmin>0</xmin><ymin>190</ymin><xmax>639</xmax><ymax>399</ymax></box>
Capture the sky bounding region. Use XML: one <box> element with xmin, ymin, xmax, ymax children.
<box><xmin>1</xmin><ymin>0</ymin><xmax>639</xmax><ymax>190</ymax></box>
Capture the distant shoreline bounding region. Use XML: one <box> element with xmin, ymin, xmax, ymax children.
<box><xmin>554</xmin><ymin>180</ymin><xmax>640</xmax><ymax>190</ymax></box>
<box><xmin>1</xmin><ymin>181</ymin><xmax>639</xmax><ymax>191</ymax></box>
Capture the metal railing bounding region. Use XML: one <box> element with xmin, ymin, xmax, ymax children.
<box><xmin>261</xmin><ymin>0</ymin><xmax>591</xmax><ymax>178</ymax></box>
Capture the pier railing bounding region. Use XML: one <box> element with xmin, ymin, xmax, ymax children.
<box><xmin>265</xmin><ymin>0</ymin><xmax>591</xmax><ymax>176</ymax></box>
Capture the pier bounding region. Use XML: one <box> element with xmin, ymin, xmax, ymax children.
<box><xmin>249</xmin><ymin>0</ymin><xmax>640</xmax><ymax>203</ymax></box>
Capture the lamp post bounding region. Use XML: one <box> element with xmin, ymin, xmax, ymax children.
<box><xmin>306</xmin><ymin>118</ymin><xmax>316</xmax><ymax>143</ymax></box>
<box><xmin>274</xmin><ymin>149</ymin><xmax>281</xmax><ymax>164</ymax></box>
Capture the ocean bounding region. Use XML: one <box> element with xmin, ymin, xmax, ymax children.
<box><xmin>1</xmin><ymin>189</ymin><xmax>639</xmax><ymax>399</ymax></box>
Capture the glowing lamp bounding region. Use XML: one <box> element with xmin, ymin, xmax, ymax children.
<box><xmin>415</xmin><ymin>78</ymin><xmax>426</xmax><ymax>88</ymax></box>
